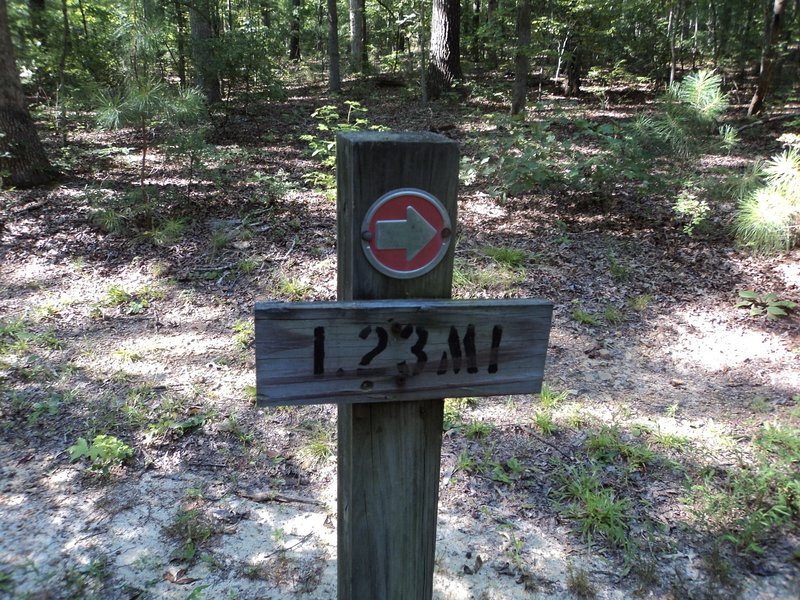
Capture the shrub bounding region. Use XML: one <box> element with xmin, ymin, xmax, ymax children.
<box><xmin>735</xmin><ymin>147</ymin><xmax>800</xmax><ymax>252</ymax></box>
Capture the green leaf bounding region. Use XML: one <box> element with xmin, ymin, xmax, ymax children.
<box><xmin>735</xmin><ymin>301</ymin><xmax>753</xmax><ymax>308</ymax></box>
<box><xmin>738</xmin><ymin>290</ymin><xmax>759</xmax><ymax>299</ymax></box>
<box><xmin>170</xmin><ymin>414</ymin><xmax>207</xmax><ymax>433</ymax></box>
<box><xmin>772</xmin><ymin>300</ymin><xmax>797</xmax><ymax>310</ymax></box>
<box><xmin>68</xmin><ymin>437</ymin><xmax>89</xmax><ymax>461</ymax></box>
<box><xmin>766</xmin><ymin>306</ymin><xmax>788</xmax><ymax>317</ymax></box>
<box><xmin>750</xmin><ymin>306</ymin><xmax>765</xmax><ymax>316</ymax></box>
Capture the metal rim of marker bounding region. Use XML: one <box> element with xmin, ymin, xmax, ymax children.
<box><xmin>360</xmin><ymin>187</ymin><xmax>452</xmax><ymax>279</ymax></box>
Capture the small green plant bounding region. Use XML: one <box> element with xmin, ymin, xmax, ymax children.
<box><xmin>232</xmin><ymin>319</ymin><xmax>255</xmax><ymax>349</ymax></box>
<box><xmin>735</xmin><ymin>146</ymin><xmax>800</xmax><ymax>252</ymax></box>
<box><xmin>167</xmin><ymin>508</ymin><xmax>214</xmax><ymax>561</ymax></box>
<box><xmin>534</xmin><ymin>410</ymin><xmax>557</xmax><ymax>435</ymax></box>
<box><xmin>456</xmin><ymin>449</ymin><xmax>478</xmax><ymax>473</ymax></box>
<box><xmin>642</xmin><ymin>70</ymin><xmax>730</xmax><ymax>158</ymax></box>
<box><xmin>688</xmin><ymin>422</ymin><xmax>800</xmax><ymax>554</ymax></box>
<box><xmin>464</xmin><ymin>420</ymin><xmax>493</xmax><ymax>439</ymax></box>
<box><xmin>735</xmin><ymin>290</ymin><xmax>797</xmax><ymax>320</ymax></box>
<box><xmin>482</xmin><ymin>246</ymin><xmax>532</xmax><ymax>268</ymax></box>
<box><xmin>301</xmin><ymin>101</ymin><xmax>387</xmax><ymax>195</ymax></box>
<box><xmin>237</xmin><ymin>257</ymin><xmax>261</xmax><ymax>274</ymax></box>
<box><xmin>0</xmin><ymin>571</ymin><xmax>12</xmax><ymax>593</ymax></box>
<box><xmin>506</xmin><ymin>457</ymin><xmax>525</xmax><ymax>476</ymax></box>
<box><xmin>571</xmin><ymin>302</ymin><xmax>601</xmax><ymax>326</ymax></box>
<box><xmin>539</xmin><ymin>382</ymin><xmax>569</xmax><ymax>409</ymax></box>
<box><xmin>210</xmin><ymin>230</ymin><xmax>237</xmax><ymax>256</ymax></box>
<box><xmin>606</xmin><ymin>252</ymin><xmax>631</xmax><ymax>281</ymax></box>
<box><xmin>28</xmin><ymin>393</ymin><xmax>62</xmax><ymax>426</ymax></box>
<box><xmin>149</xmin><ymin>218</ymin><xmax>187</xmax><ymax>246</ymax></box>
<box><xmin>586</xmin><ymin>426</ymin><xmax>655</xmax><ymax>469</ymax></box>
<box><xmin>298</xmin><ymin>422</ymin><xmax>335</xmax><ymax>468</ymax></box>
<box><xmin>276</xmin><ymin>275</ymin><xmax>313</xmax><ymax>300</ymax></box>
<box><xmin>603</xmin><ymin>305</ymin><xmax>624</xmax><ymax>325</ymax></box>
<box><xmin>628</xmin><ymin>294</ymin><xmax>653</xmax><ymax>311</ymax></box>
<box><xmin>750</xmin><ymin>396</ymin><xmax>771</xmax><ymax>413</ymax></box>
<box><xmin>674</xmin><ymin>183</ymin><xmax>711</xmax><ymax>235</ymax></box>
<box><xmin>68</xmin><ymin>434</ymin><xmax>133</xmax><ymax>473</ymax></box>
<box><xmin>98</xmin><ymin>284</ymin><xmax>163</xmax><ymax>316</ymax></box>
<box><xmin>490</xmin><ymin>462</ymin><xmax>512</xmax><ymax>484</ymax></box>
<box><xmin>557</xmin><ymin>471</ymin><xmax>632</xmax><ymax>548</ymax></box>
<box><xmin>651</xmin><ymin>430</ymin><xmax>690</xmax><ymax>451</ymax></box>
<box><xmin>566</xmin><ymin>563</ymin><xmax>597</xmax><ymax>598</ymax></box>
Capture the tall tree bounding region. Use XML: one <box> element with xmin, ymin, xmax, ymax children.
<box><xmin>328</xmin><ymin>0</ymin><xmax>341</xmax><ymax>91</ymax></box>
<box><xmin>427</xmin><ymin>0</ymin><xmax>463</xmax><ymax>99</ymax></box>
<box><xmin>511</xmin><ymin>0</ymin><xmax>530</xmax><ymax>116</ymax></box>
<box><xmin>173</xmin><ymin>0</ymin><xmax>187</xmax><ymax>88</ymax></box>
<box><xmin>289</xmin><ymin>0</ymin><xmax>301</xmax><ymax>60</ymax></box>
<box><xmin>485</xmin><ymin>0</ymin><xmax>498</xmax><ymax>69</ymax></box>
<box><xmin>28</xmin><ymin>0</ymin><xmax>47</xmax><ymax>46</ymax></box>
<box><xmin>189</xmin><ymin>0</ymin><xmax>221</xmax><ymax>103</ymax></box>
<box><xmin>349</xmin><ymin>0</ymin><xmax>365</xmax><ymax>72</ymax></box>
<box><xmin>748</xmin><ymin>0</ymin><xmax>786</xmax><ymax>115</ymax></box>
<box><xmin>470</xmin><ymin>0</ymin><xmax>481</xmax><ymax>61</ymax></box>
<box><xmin>0</xmin><ymin>0</ymin><xmax>56</xmax><ymax>188</ymax></box>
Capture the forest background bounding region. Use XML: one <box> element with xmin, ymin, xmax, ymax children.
<box><xmin>1</xmin><ymin>0</ymin><xmax>800</xmax><ymax>598</ymax></box>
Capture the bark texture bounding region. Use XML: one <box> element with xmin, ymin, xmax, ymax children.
<box><xmin>0</xmin><ymin>0</ymin><xmax>56</xmax><ymax>188</ymax></box>
<box><xmin>289</xmin><ymin>0</ymin><xmax>301</xmax><ymax>61</ymax></box>
<box><xmin>427</xmin><ymin>0</ymin><xmax>463</xmax><ymax>100</ymax></box>
<box><xmin>511</xmin><ymin>0</ymin><xmax>531</xmax><ymax>115</ymax></box>
<box><xmin>328</xmin><ymin>0</ymin><xmax>341</xmax><ymax>92</ymax></box>
<box><xmin>189</xmin><ymin>1</ymin><xmax>221</xmax><ymax>104</ymax></box>
<box><xmin>349</xmin><ymin>0</ymin><xmax>365</xmax><ymax>72</ymax></box>
<box><xmin>748</xmin><ymin>0</ymin><xmax>786</xmax><ymax>115</ymax></box>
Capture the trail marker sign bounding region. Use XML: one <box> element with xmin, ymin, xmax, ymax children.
<box><xmin>361</xmin><ymin>188</ymin><xmax>451</xmax><ymax>279</ymax></box>
<box><xmin>253</xmin><ymin>132</ymin><xmax>553</xmax><ymax>600</ymax></box>
<box><xmin>255</xmin><ymin>299</ymin><xmax>552</xmax><ymax>406</ymax></box>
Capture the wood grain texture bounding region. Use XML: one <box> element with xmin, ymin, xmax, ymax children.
<box><xmin>336</xmin><ymin>132</ymin><xmax>457</xmax><ymax>600</ymax></box>
<box><xmin>255</xmin><ymin>299</ymin><xmax>552</xmax><ymax>406</ymax></box>
<box><xmin>336</xmin><ymin>131</ymin><xmax>459</xmax><ymax>302</ymax></box>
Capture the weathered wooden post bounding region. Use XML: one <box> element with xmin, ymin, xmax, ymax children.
<box><xmin>254</xmin><ymin>131</ymin><xmax>553</xmax><ymax>600</ymax></box>
<box><xmin>336</xmin><ymin>132</ymin><xmax>458</xmax><ymax>599</ymax></box>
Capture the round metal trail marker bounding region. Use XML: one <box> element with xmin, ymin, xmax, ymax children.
<box><xmin>361</xmin><ymin>188</ymin><xmax>451</xmax><ymax>279</ymax></box>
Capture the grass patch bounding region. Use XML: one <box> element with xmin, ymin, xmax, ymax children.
<box><xmin>482</xmin><ymin>245</ymin><xmax>534</xmax><ymax>268</ymax></box>
<box><xmin>688</xmin><ymin>422</ymin><xmax>800</xmax><ymax>554</ymax></box>
<box><xmin>464</xmin><ymin>420</ymin><xmax>493</xmax><ymax>439</ymax></box>
<box><xmin>555</xmin><ymin>464</ymin><xmax>633</xmax><ymax>549</ymax></box>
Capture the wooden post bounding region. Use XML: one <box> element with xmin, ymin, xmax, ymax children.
<box><xmin>336</xmin><ymin>132</ymin><xmax>458</xmax><ymax>599</ymax></box>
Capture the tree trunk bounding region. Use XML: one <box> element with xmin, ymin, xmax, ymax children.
<box><xmin>56</xmin><ymin>0</ymin><xmax>69</xmax><ymax>145</ymax></box>
<box><xmin>328</xmin><ymin>0</ymin><xmax>341</xmax><ymax>92</ymax></box>
<box><xmin>471</xmin><ymin>0</ymin><xmax>481</xmax><ymax>62</ymax></box>
<box><xmin>349</xmin><ymin>0</ymin><xmax>365</xmax><ymax>72</ymax></box>
<box><xmin>0</xmin><ymin>0</ymin><xmax>56</xmax><ymax>188</ymax></box>
<box><xmin>426</xmin><ymin>0</ymin><xmax>463</xmax><ymax>99</ymax></box>
<box><xmin>667</xmin><ymin>2</ymin><xmax>677</xmax><ymax>85</ymax></box>
<box><xmin>289</xmin><ymin>0</ymin><xmax>301</xmax><ymax>61</ymax></box>
<box><xmin>28</xmin><ymin>0</ymin><xmax>46</xmax><ymax>46</ymax></box>
<box><xmin>189</xmin><ymin>1</ymin><xmax>221</xmax><ymax>104</ymax></box>
<box><xmin>486</xmin><ymin>0</ymin><xmax>498</xmax><ymax>69</ymax></box>
<box><xmin>511</xmin><ymin>0</ymin><xmax>531</xmax><ymax>116</ymax></box>
<box><xmin>561</xmin><ymin>34</ymin><xmax>581</xmax><ymax>97</ymax></box>
<box><xmin>174</xmin><ymin>0</ymin><xmax>187</xmax><ymax>88</ymax></box>
<box><xmin>748</xmin><ymin>0</ymin><xmax>786</xmax><ymax>115</ymax></box>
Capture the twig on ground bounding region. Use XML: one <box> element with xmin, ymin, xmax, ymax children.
<box><xmin>238</xmin><ymin>488</ymin><xmax>321</xmax><ymax>506</ymax></box>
